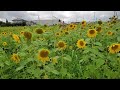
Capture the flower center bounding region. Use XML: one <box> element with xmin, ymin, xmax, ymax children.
<box><xmin>89</xmin><ymin>30</ymin><xmax>95</xmax><ymax>34</ymax></box>
<box><xmin>79</xmin><ymin>41</ymin><xmax>84</xmax><ymax>46</ymax></box>
<box><xmin>96</xmin><ymin>27</ymin><xmax>101</xmax><ymax>32</ymax></box>
<box><xmin>40</xmin><ymin>50</ymin><xmax>49</xmax><ymax>58</ymax></box>
<box><xmin>58</xmin><ymin>42</ymin><xmax>65</xmax><ymax>47</ymax></box>
<box><xmin>112</xmin><ymin>45</ymin><xmax>118</xmax><ymax>51</ymax></box>
<box><xmin>36</xmin><ymin>29</ymin><xmax>43</xmax><ymax>34</ymax></box>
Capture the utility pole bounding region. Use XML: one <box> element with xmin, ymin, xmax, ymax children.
<box><xmin>38</xmin><ymin>15</ymin><xmax>40</xmax><ymax>25</ymax></box>
<box><xmin>114</xmin><ymin>11</ymin><xmax>117</xmax><ymax>16</ymax></box>
<box><xmin>51</xmin><ymin>11</ymin><xmax>53</xmax><ymax>25</ymax></box>
<box><xmin>94</xmin><ymin>11</ymin><xmax>96</xmax><ymax>23</ymax></box>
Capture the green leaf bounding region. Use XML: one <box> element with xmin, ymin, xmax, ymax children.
<box><xmin>4</xmin><ymin>60</ymin><xmax>10</xmax><ymax>66</ymax></box>
<box><xmin>90</xmin><ymin>53</ymin><xmax>96</xmax><ymax>57</ymax></box>
<box><xmin>51</xmin><ymin>70</ymin><xmax>59</xmax><ymax>75</ymax></box>
<box><xmin>117</xmin><ymin>36</ymin><xmax>120</xmax><ymax>42</ymax></box>
<box><xmin>18</xmin><ymin>52</ymin><xmax>26</xmax><ymax>57</ymax></box>
<box><xmin>83</xmin><ymin>48</ymin><xmax>90</xmax><ymax>54</ymax></box>
<box><xmin>60</xmin><ymin>68</ymin><xmax>67</xmax><ymax>76</ymax></box>
<box><xmin>95</xmin><ymin>59</ymin><xmax>105</xmax><ymax>68</ymax></box>
<box><xmin>16</xmin><ymin>66</ymin><xmax>24</xmax><ymax>71</ymax></box>
<box><xmin>0</xmin><ymin>48</ymin><xmax>3</xmax><ymax>52</ymax></box>
<box><xmin>85</xmin><ymin>38</ymin><xmax>91</xmax><ymax>42</ymax></box>
<box><xmin>117</xmin><ymin>53</ymin><xmax>120</xmax><ymax>57</ymax></box>
<box><xmin>90</xmin><ymin>48</ymin><xmax>99</xmax><ymax>55</ymax></box>
<box><xmin>94</xmin><ymin>42</ymin><xmax>102</xmax><ymax>46</ymax></box>
<box><xmin>97</xmin><ymin>52</ymin><xmax>105</xmax><ymax>58</ymax></box>
<box><xmin>20</xmin><ymin>58</ymin><xmax>34</xmax><ymax>66</ymax></box>
<box><xmin>32</xmin><ymin>68</ymin><xmax>42</xmax><ymax>78</ymax></box>
<box><xmin>0</xmin><ymin>62</ymin><xmax>4</xmax><ymax>67</ymax></box>
<box><xmin>79</xmin><ymin>59</ymin><xmax>84</xmax><ymax>63</ymax></box>
<box><xmin>44</xmin><ymin>66</ymin><xmax>52</xmax><ymax>71</ymax></box>
<box><xmin>63</xmin><ymin>55</ymin><xmax>72</xmax><ymax>62</ymax></box>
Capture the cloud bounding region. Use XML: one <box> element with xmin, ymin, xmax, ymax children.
<box><xmin>0</xmin><ymin>11</ymin><xmax>120</xmax><ymax>23</ymax></box>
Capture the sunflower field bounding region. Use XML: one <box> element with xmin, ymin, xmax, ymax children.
<box><xmin>0</xmin><ymin>16</ymin><xmax>120</xmax><ymax>79</ymax></box>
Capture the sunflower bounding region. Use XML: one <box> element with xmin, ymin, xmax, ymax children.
<box><xmin>57</xmin><ymin>41</ymin><xmax>66</xmax><ymax>50</ymax></box>
<box><xmin>55</xmin><ymin>32</ymin><xmax>60</xmax><ymax>36</ymax></box>
<box><xmin>12</xmin><ymin>34</ymin><xmax>20</xmax><ymax>43</ymax></box>
<box><xmin>2</xmin><ymin>42</ymin><xmax>7</xmax><ymax>46</ymax></box>
<box><xmin>38</xmin><ymin>49</ymin><xmax>50</xmax><ymax>63</ymax></box>
<box><xmin>69</xmin><ymin>24</ymin><xmax>74</xmax><ymax>29</ymax></box>
<box><xmin>60</xmin><ymin>30</ymin><xmax>63</xmax><ymax>33</ymax></box>
<box><xmin>4</xmin><ymin>32</ymin><xmax>7</xmax><ymax>36</ymax></box>
<box><xmin>11</xmin><ymin>53</ymin><xmax>20</xmax><ymax>63</ymax></box>
<box><xmin>64</xmin><ymin>31</ymin><xmax>69</xmax><ymax>35</ymax></box>
<box><xmin>81</xmin><ymin>20</ymin><xmax>86</xmax><ymax>26</ymax></box>
<box><xmin>96</xmin><ymin>26</ymin><xmax>102</xmax><ymax>33</ymax></box>
<box><xmin>98</xmin><ymin>20</ymin><xmax>102</xmax><ymax>25</ymax></box>
<box><xmin>65</xmin><ymin>27</ymin><xmax>69</xmax><ymax>31</ymax></box>
<box><xmin>24</xmin><ymin>31</ymin><xmax>32</xmax><ymax>40</ymax></box>
<box><xmin>2</xmin><ymin>32</ymin><xmax>7</xmax><ymax>36</ymax></box>
<box><xmin>72</xmin><ymin>25</ymin><xmax>77</xmax><ymax>30</ymax></box>
<box><xmin>107</xmin><ymin>31</ymin><xmax>113</xmax><ymax>36</ymax></box>
<box><xmin>20</xmin><ymin>31</ymin><xmax>24</xmax><ymax>35</ymax></box>
<box><xmin>111</xmin><ymin>20</ymin><xmax>116</xmax><ymax>24</ymax></box>
<box><xmin>52</xmin><ymin>56</ymin><xmax>58</xmax><ymax>64</ymax></box>
<box><xmin>108</xmin><ymin>44</ymin><xmax>120</xmax><ymax>54</ymax></box>
<box><xmin>36</xmin><ymin>28</ymin><xmax>44</xmax><ymax>34</ymax></box>
<box><xmin>2</xmin><ymin>32</ymin><xmax>4</xmax><ymax>35</ymax></box>
<box><xmin>87</xmin><ymin>29</ymin><xmax>97</xmax><ymax>38</ymax></box>
<box><xmin>77</xmin><ymin>39</ymin><xmax>86</xmax><ymax>49</ymax></box>
<box><xmin>108</xmin><ymin>23</ymin><xmax>111</xmax><ymax>26</ymax></box>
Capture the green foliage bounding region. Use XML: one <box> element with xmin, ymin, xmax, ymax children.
<box><xmin>0</xmin><ymin>20</ymin><xmax>120</xmax><ymax>79</ymax></box>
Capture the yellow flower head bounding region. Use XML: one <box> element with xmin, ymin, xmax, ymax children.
<box><xmin>52</xmin><ymin>56</ymin><xmax>58</xmax><ymax>64</ymax></box>
<box><xmin>36</xmin><ymin>28</ymin><xmax>44</xmax><ymax>34</ymax></box>
<box><xmin>87</xmin><ymin>29</ymin><xmax>97</xmax><ymax>38</ymax></box>
<box><xmin>11</xmin><ymin>53</ymin><xmax>20</xmax><ymax>63</ymax></box>
<box><xmin>64</xmin><ymin>31</ymin><xmax>69</xmax><ymax>35</ymax></box>
<box><xmin>77</xmin><ymin>39</ymin><xmax>86</xmax><ymax>49</ymax></box>
<box><xmin>24</xmin><ymin>31</ymin><xmax>32</xmax><ymax>40</ymax></box>
<box><xmin>57</xmin><ymin>41</ymin><xmax>67</xmax><ymax>50</ymax></box>
<box><xmin>20</xmin><ymin>31</ymin><xmax>24</xmax><ymax>35</ymax></box>
<box><xmin>98</xmin><ymin>20</ymin><xmax>102</xmax><ymax>25</ymax></box>
<box><xmin>2</xmin><ymin>32</ymin><xmax>7</xmax><ymax>36</ymax></box>
<box><xmin>96</xmin><ymin>26</ymin><xmax>102</xmax><ymax>33</ymax></box>
<box><xmin>2</xmin><ymin>32</ymin><xmax>4</xmax><ymax>35</ymax></box>
<box><xmin>81</xmin><ymin>20</ymin><xmax>86</xmax><ymax>26</ymax></box>
<box><xmin>108</xmin><ymin>44</ymin><xmax>120</xmax><ymax>54</ymax></box>
<box><xmin>38</xmin><ymin>49</ymin><xmax>50</xmax><ymax>63</ymax></box>
<box><xmin>69</xmin><ymin>24</ymin><xmax>75</xmax><ymax>29</ymax></box>
<box><xmin>12</xmin><ymin>34</ymin><xmax>20</xmax><ymax>43</ymax></box>
<box><xmin>2</xmin><ymin>42</ymin><xmax>7</xmax><ymax>46</ymax></box>
<box><xmin>107</xmin><ymin>31</ymin><xmax>113</xmax><ymax>36</ymax></box>
<box><xmin>55</xmin><ymin>32</ymin><xmax>60</xmax><ymax>37</ymax></box>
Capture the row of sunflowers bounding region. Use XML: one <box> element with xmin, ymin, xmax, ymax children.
<box><xmin>0</xmin><ymin>16</ymin><xmax>120</xmax><ymax>79</ymax></box>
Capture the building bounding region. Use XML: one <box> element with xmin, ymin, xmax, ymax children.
<box><xmin>26</xmin><ymin>21</ymin><xmax>36</xmax><ymax>26</ymax></box>
<box><xmin>32</xmin><ymin>19</ymin><xmax>61</xmax><ymax>26</ymax></box>
<box><xmin>12</xmin><ymin>18</ymin><xmax>27</xmax><ymax>24</ymax></box>
<box><xmin>12</xmin><ymin>18</ymin><xmax>65</xmax><ymax>26</ymax></box>
<box><xmin>71</xmin><ymin>22</ymin><xmax>81</xmax><ymax>24</ymax></box>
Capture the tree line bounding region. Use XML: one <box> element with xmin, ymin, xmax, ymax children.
<box><xmin>0</xmin><ymin>19</ymin><xmax>26</xmax><ymax>27</ymax></box>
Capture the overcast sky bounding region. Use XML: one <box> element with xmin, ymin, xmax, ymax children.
<box><xmin>0</xmin><ymin>11</ymin><xmax>120</xmax><ymax>23</ymax></box>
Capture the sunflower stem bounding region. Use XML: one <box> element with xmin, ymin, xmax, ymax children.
<box><xmin>61</xmin><ymin>51</ymin><xmax>64</xmax><ymax>79</ymax></box>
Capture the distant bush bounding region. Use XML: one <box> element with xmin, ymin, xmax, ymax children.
<box><xmin>0</xmin><ymin>21</ymin><xmax>27</xmax><ymax>27</ymax></box>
